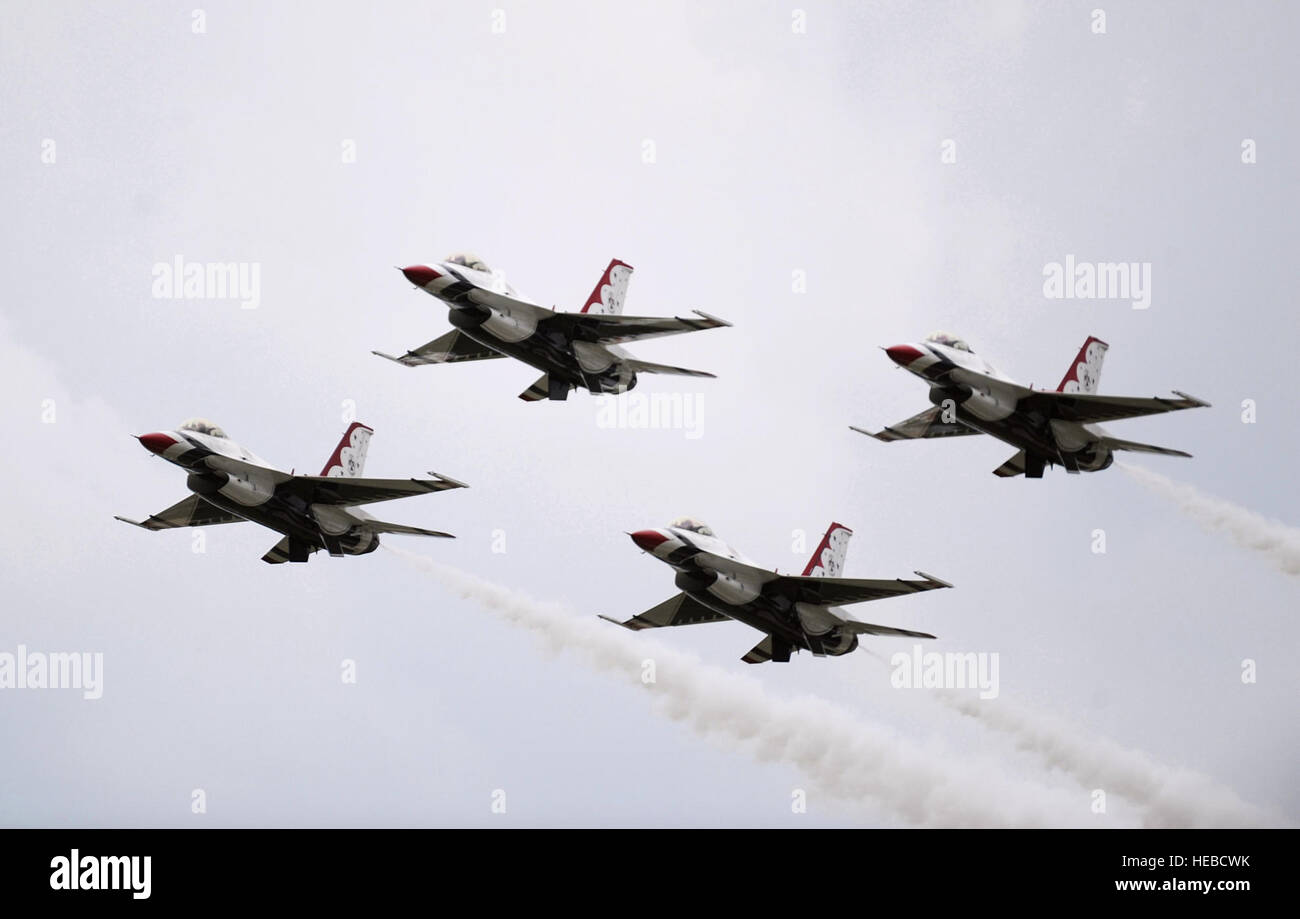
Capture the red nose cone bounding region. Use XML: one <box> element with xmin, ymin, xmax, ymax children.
<box><xmin>401</xmin><ymin>265</ymin><xmax>441</xmax><ymax>287</ymax></box>
<box><xmin>138</xmin><ymin>432</ymin><xmax>177</xmax><ymax>455</ymax></box>
<box><xmin>630</xmin><ymin>529</ymin><xmax>668</xmax><ymax>552</ymax></box>
<box><xmin>885</xmin><ymin>344</ymin><xmax>923</xmax><ymax>366</ymax></box>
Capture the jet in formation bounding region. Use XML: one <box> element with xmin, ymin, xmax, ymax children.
<box><xmin>603</xmin><ymin>519</ymin><xmax>950</xmax><ymax>663</ymax></box>
<box><xmin>116</xmin><ymin>419</ymin><xmax>466</xmax><ymax>563</ymax></box>
<box><xmin>853</xmin><ymin>333</ymin><xmax>1210</xmax><ymax>478</ymax></box>
<box><xmin>375</xmin><ymin>253</ymin><xmax>732</xmax><ymax>401</ymax></box>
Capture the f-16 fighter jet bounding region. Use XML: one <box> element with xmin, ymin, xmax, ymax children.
<box><xmin>116</xmin><ymin>418</ymin><xmax>466</xmax><ymax>563</ymax></box>
<box><xmin>375</xmin><ymin>253</ymin><xmax>732</xmax><ymax>401</ymax></box>
<box><xmin>852</xmin><ymin>333</ymin><xmax>1210</xmax><ymax>478</ymax></box>
<box><xmin>602</xmin><ymin>519</ymin><xmax>950</xmax><ymax>664</ymax></box>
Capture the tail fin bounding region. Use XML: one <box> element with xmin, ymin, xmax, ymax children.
<box><xmin>1057</xmin><ymin>336</ymin><xmax>1109</xmax><ymax>394</ymax></box>
<box><xmin>581</xmin><ymin>259</ymin><xmax>634</xmax><ymax>315</ymax></box>
<box><xmin>320</xmin><ymin>422</ymin><xmax>374</xmax><ymax>477</ymax></box>
<box><xmin>802</xmin><ymin>522</ymin><xmax>853</xmax><ymax>577</ymax></box>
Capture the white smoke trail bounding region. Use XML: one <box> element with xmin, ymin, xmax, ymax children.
<box><xmin>386</xmin><ymin>547</ymin><xmax>1094</xmax><ymax>827</ymax></box>
<box><xmin>931</xmin><ymin>690</ymin><xmax>1281</xmax><ymax>828</ymax></box>
<box><xmin>852</xmin><ymin>649</ymin><xmax>1279</xmax><ymax>831</ymax></box>
<box><xmin>1119</xmin><ymin>462</ymin><xmax>1300</xmax><ymax>576</ymax></box>
<box><xmin>852</xmin><ymin>650</ymin><xmax>1277</xmax><ymax>827</ymax></box>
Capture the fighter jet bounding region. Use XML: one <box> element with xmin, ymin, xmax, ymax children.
<box><xmin>116</xmin><ymin>418</ymin><xmax>466</xmax><ymax>563</ymax></box>
<box><xmin>601</xmin><ymin>519</ymin><xmax>950</xmax><ymax>664</ymax></box>
<box><xmin>374</xmin><ymin>253</ymin><xmax>732</xmax><ymax>401</ymax></box>
<box><xmin>852</xmin><ymin>333</ymin><xmax>1210</xmax><ymax>478</ymax></box>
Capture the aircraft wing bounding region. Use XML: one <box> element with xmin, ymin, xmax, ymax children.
<box><xmin>372</xmin><ymin>328</ymin><xmax>506</xmax><ymax>367</ymax></box>
<box><xmin>291</xmin><ymin>472</ymin><xmax>467</xmax><ymax>507</ymax></box>
<box><xmin>851</xmin><ymin>406</ymin><xmax>981</xmax><ymax>442</ymax></box>
<box><xmin>199</xmin><ymin>453</ymin><xmax>468</xmax><ymax>507</ymax></box>
<box><xmin>565</xmin><ymin>310</ymin><xmax>732</xmax><ymax>345</ymax></box>
<box><xmin>1018</xmin><ymin>390</ymin><xmax>1210</xmax><ymax>424</ymax></box>
<box><xmin>764</xmin><ymin>571</ymin><xmax>953</xmax><ymax>606</ymax></box>
<box><xmin>682</xmin><ymin>549</ymin><xmax>950</xmax><ymax>606</ymax></box>
<box><xmin>599</xmin><ymin>592</ymin><xmax>731</xmax><ymax>630</ymax></box>
<box><xmin>114</xmin><ymin>495</ymin><xmax>247</xmax><ymax>530</ymax></box>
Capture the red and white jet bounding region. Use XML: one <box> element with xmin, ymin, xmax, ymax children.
<box><xmin>116</xmin><ymin>419</ymin><xmax>466</xmax><ymax>563</ymax></box>
<box><xmin>602</xmin><ymin>519</ymin><xmax>950</xmax><ymax>664</ymax></box>
<box><xmin>853</xmin><ymin>332</ymin><xmax>1210</xmax><ymax>478</ymax></box>
<box><xmin>374</xmin><ymin>253</ymin><xmax>731</xmax><ymax>402</ymax></box>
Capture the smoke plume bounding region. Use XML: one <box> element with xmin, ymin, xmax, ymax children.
<box><xmin>389</xmin><ymin>547</ymin><xmax>1119</xmax><ymax>827</ymax></box>
<box><xmin>1120</xmin><ymin>462</ymin><xmax>1300</xmax><ymax>576</ymax></box>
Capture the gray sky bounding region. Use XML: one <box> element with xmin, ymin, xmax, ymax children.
<box><xmin>1</xmin><ymin>0</ymin><xmax>1296</xmax><ymax>826</ymax></box>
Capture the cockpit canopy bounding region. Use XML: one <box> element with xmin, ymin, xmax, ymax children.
<box><xmin>925</xmin><ymin>330</ymin><xmax>973</xmax><ymax>353</ymax></box>
<box><xmin>670</xmin><ymin>517</ymin><xmax>714</xmax><ymax>537</ymax></box>
<box><xmin>178</xmin><ymin>417</ymin><xmax>228</xmax><ymax>439</ymax></box>
<box><xmin>445</xmin><ymin>252</ymin><xmax>491</xmax><ymax>273</ymax></box>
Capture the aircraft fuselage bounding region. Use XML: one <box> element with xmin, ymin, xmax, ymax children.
<box><xmin>636</xmin><ymin>527</ymin><xmax>857</xmax><ymax>660</ymax></box>
<box><xmin>140</xmin><ymin>429</ymin><xmax>376</xmax><ymax>559</ymax></box>
<box><xmin>899</xmin><ymin>341</ymin><xmax>1113</xmax><ymax>475</ymax></box>
<box><xmin>447</xmin><ymin>301</ymin><xmax>635</xmax><ymax>397</ymax></box>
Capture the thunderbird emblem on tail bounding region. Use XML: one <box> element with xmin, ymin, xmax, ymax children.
<box><xmin>116</xmin><ymin>418</ymin><xmax>466</xmax><ymax>563</ymax></box>
<box><xmin>602</xmin><ymin>519</ymin><xmax>950</xmax><ymax>664</ymax></box>
<box><xmin>852</xmin><ymin>332</ymin><xmax>1210</xmax><ymax>478</ymax></box>
<box><xmin>374</xmin><ymin>253</ymin><xmax>732</xmax><ymax>402</ymax></box>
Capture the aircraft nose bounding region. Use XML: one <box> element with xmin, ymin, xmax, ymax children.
<box><xmin>138</xmin><ymin>432</ymin><xmax>177</xmax><ymax>455</ymax></box>
<box><xmin>885</xmin><ymin>344</ymin><xmax>923</xmax><ymax>367</ymax></box>
<box><xmin>401</xmin><ymin>265</ymin><xmax>441</xmax><ymax>287</ymax></box>
<box><xmin>630</xmin><ymin>529</ymin><xmax>668</xmax><ymax>552</ymax></box>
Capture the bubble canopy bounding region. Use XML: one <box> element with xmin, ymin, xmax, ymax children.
<box><xmin>670</xmin><ymin>517</ymin><xmax>714</xmax><ymax>537</ymax></box>
<box><xmin>925</xmin><ymin>331</ymin><xmax>973</xmax><ymax>353</ymax></box>
<box><xmin>178</xmin><ymin>418</ymin><xmax>229</xmax><ymax>439</ymax></box>
<box><xmin>445</xmin><ymin>252</ymin><xmax>491</xmax><ymax>273</ymax></box>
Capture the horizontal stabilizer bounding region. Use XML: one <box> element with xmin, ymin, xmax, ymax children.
<box><xmin>1102</xmin><ymin>437</ymin><xmax>1192</xmax><ymax>458</ymax></box>
<box><xmin>364</xmin><ymin>520</ymin><xmax>454</xmax><ymax>538</ymax></box>
<box><xmin>840</xmin><ymin>620</ymin><xmax>936</xmax><ymax>639</ymax></box>
<box><xmin>625</xmin><ymin>359</ymin><xmax>716</xmax><ymax>378</ymax></box>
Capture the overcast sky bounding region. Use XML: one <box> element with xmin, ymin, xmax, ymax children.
<box><xmin>1</xmin><ymin>0</ymin><xmax>1296</xmax><ymax>827</ymax></box>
